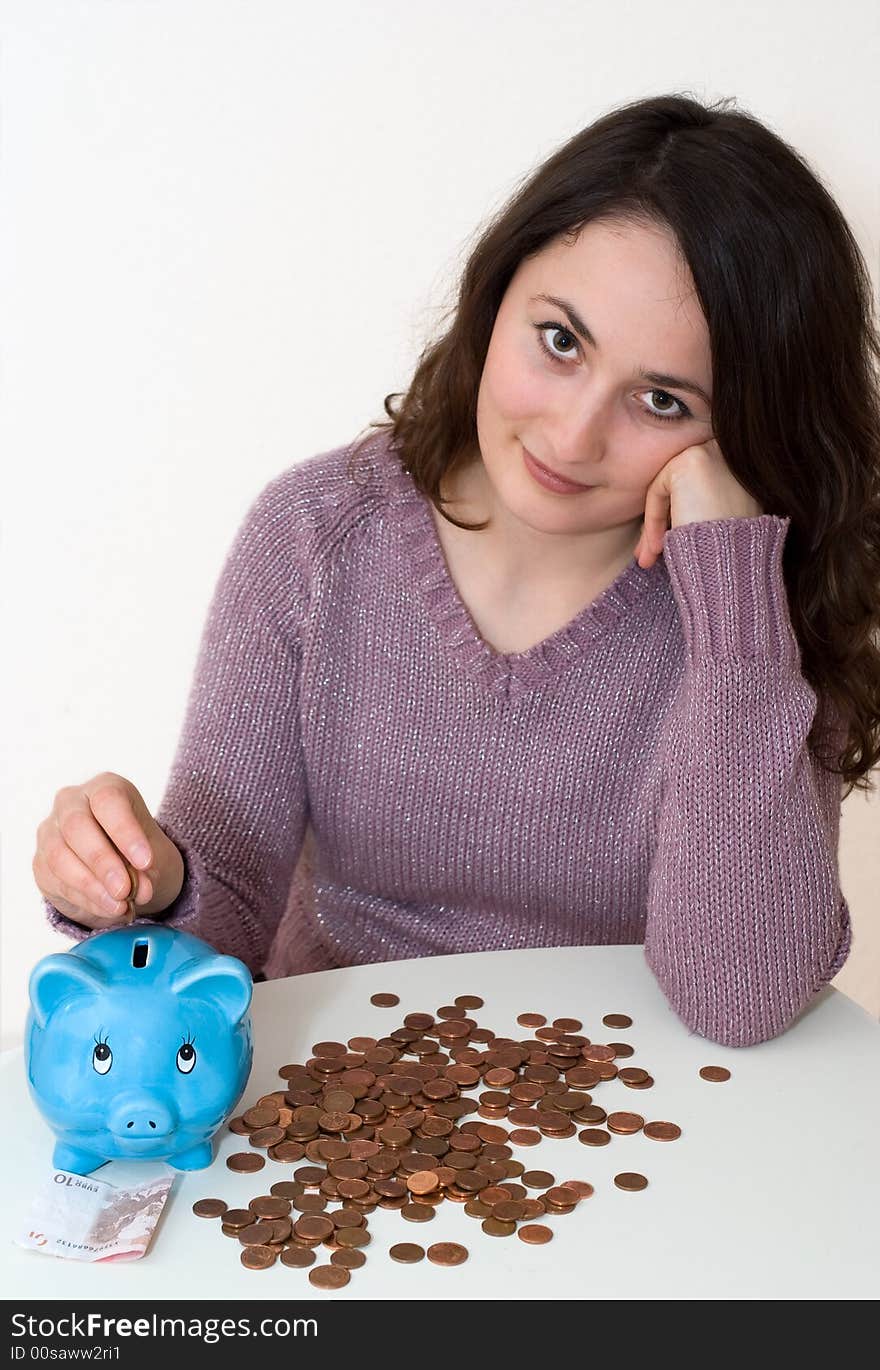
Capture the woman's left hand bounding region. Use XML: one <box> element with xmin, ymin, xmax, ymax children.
<box><xmin>634</xmin><ymin>438</ymin><xmax>765</xmax><ymax>569</ymax></box>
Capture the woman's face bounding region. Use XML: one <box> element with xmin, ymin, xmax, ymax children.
<box><xmin>471</xmin><ymin>217</ymin><xmax>715</xmax><ymax>554</ymax></box>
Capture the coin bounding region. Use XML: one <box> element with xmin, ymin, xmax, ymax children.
<box><xmin>401</xmin><ymin>1202</ymin><xmax>435</xmax><ymax>1222</ymax></box>
<box><xmin>309</xmin><ymin>1264</ymin><xmax>350</xmax><ymax>1288</ymax></box>
<box><xmin>602</xmin><ymin>1013</ymin><xmax>633</xmax><ymax>1028</ymax></box>
<box><xmin>331</xmin><ymin>1248</ymin><xmax>366</xmax><ymax>1269</ymax></box>
<box><xmin>516</xmin><ymin>1013</ymin><xmax>546</xmax><ymax>1027</ymax></box>
<box><xmin>614</xmin><ymin>1172</ymin><xmax>649</xmax><ymax>1191</ymax></box>
<box><xmin>521</xmin><ymin>1170</ymin><xmax>555</xmax><ymax>1189</ymax></box>
<box><xmin>578</xmin><ymin>1128</ymin><xmax>611</xmax><ymax>1146</ymax></box>
<box><xmin>606</xmin><ymin>1111</ymin><xmax>645</xmax><ymax>1135</ymax></box>
<box><xmin>509</xmin><ymin>1129</ymin><xmax>541</xmax><ymax>1146</ymax></box>
<box><xmin>241</xmin><ymin>1245</ymin><xmax>277</xmax><ymax>1269</ymax></box>
<box><xmin>560</xmin><ymin>1180</ymin><xmax>594</xmax><ymax>1198</ymax></box>
<box><xmin>699</xmin><ymin>1065</ymin><xmax>731</xmax><ymax>1082</ymax></box>
<box><xmin>427</xmin><ymin>1242</ymin><xmax>468</xmax><ymax>1266</ymax></box>
<box><xmin>243</xmin><ymin>1105</ymin><xmax>279</xmax><ymax>1129</ymax></box>
<box><xmin>455</xmin><ymin>995</ymin><xmax>484</xmax><ymax>1010</ymax></box>
<box><xmin>390</xmin><ymin>1242</ymin><xmax>425</xmax><ymax>1263</ymax></box>
<box><xmin>192</xmin><ymin>1199</ymin><xmax>227</xmax><ymax>1218</ymax></box>
<box><xmin>482</xmin><ymin>1217</ymin><xmax>516</xmax><ymax>1237</ymax></box>
<box><xmin>281</xmin><ymin>1245</ymin><xmax>316</xmax><ymax>1267</ymax></box>
<box><xmin>370</xmin><ymin>993</ymin><xmax>400</xmax><ymax>1007</ymax></box>
<box><xmin>616</xmin><ymin>1067</ymin><xmax>649</xmax><ymax>1084</ymax></box>
<box><xmin>226</xmin><ymin>1152</ymin><xmax>266</xmax><ymax>1173</ymax></box>
<box><xmin>552</xmin><ymin>1018</ymin><xmax>582</xmax><ymax>1031</ymax></box>
<box><xmin>407</xmin><ymin>1171</ymin><xmax>440</xmax><ymax>1195</ymax></box>
<box><xmin>643</xmin><ymin>1121</ymin><xmax>682</xmax><ymax>1141</ymax></box>
<box><xmin>518</xmin><ymin>1224</ymin><xmax>553</xmax><ymax>1245</ymax></box>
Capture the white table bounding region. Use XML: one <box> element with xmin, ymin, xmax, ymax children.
<box><xmin>3</xmin><ymin>945</ymin><xmax>878</xmax><ymax>1300</ymax></box>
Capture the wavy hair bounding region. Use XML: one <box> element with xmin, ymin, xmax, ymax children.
<box><xmin>348</xmin><ymin>92</ymin><xmax>880</xmax><ymax>796</ymax></box>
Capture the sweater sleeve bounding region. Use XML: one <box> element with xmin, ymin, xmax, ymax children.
<box><xmin>44</xmin><ymin>471</ymin><xmax>311</xmax><ymax>975</ymax></box>
<box><xmin>643</xmin><ymin>514</ymin><xmax>852</xmax><ymax>1048</ymax></box>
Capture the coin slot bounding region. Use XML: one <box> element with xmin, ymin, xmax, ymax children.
<box><xmin>132</xmin><ymin>939</ymin><xmax>149</xmax><ymax>969</ymax></box>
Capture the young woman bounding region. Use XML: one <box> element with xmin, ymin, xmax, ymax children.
<box><xmin>34</xmin><ymin>92</ymin><xmax>880</xmax><ymax>1046</ymax></box>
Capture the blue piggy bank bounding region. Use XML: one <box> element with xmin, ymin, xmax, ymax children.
<box><xmin>25</xmin><ymin>924</ymin><xmax>253</xmax><ymax>1176</ymax></box>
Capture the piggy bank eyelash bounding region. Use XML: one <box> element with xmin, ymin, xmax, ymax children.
<box><xmin>92</xmin><ymin>1033</ymin><xmax>112</xmax><ymax>1075</ymax></box>
<box><xmin>176</xmin><ymin>1035</ymin><xmax>197</xmax><ymax>1074</ymax></box>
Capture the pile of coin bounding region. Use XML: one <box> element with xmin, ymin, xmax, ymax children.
<box><xmin>194</xmin><ymin>996</ymin><xmax>719</xmax><ymax>1287</ymax></box>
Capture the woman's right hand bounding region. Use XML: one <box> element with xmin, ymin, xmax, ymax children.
<box><xmin>33</xmin><ymin>772</ymin><xmax>185</xmax><ymax>930</ymax></box>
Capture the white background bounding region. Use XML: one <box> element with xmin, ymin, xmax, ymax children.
<box><xmin>3</xmin><ymin>0</ymin><xmax>878</xmax><ymax>1048</ymax></box>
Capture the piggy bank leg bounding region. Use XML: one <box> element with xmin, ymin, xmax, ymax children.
<box><xmin>52</xmin><ymin>1141</ymin><xmax>108</xmax><ymax>1175</ymax></box>
<box><xmin>168</xmin><ymin>1140</ymin><xmax>214</xmax><ymax>1170</ymax></box>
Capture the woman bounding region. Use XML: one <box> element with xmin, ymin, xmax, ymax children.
<box><xmin>34</xmin><ymin>92</ymin><xmax>880</xmax><ymax>1046</ymax></box>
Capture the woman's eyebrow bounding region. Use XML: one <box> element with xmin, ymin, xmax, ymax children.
<box><xmin>530</xmin><ymin>293</ymin><xmax>712</xmax><ymax>405</ymax></box>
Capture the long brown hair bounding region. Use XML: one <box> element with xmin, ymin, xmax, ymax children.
<box><xmin>348</xmin><ymin>91</ymin><xmax>880</xmax><ymax>796</ymax></box>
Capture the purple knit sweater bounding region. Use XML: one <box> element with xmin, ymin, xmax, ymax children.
<box><xmin>46</xmin><ymin>429</ymin><xmax>852</xmax><ymax>1046</ymax></box>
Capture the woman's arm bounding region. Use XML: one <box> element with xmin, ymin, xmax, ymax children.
<box><xmin>643</xmin><ymin>514</ymin><xmax>851</xmax><ymax>1047</ymax></box>
<box><xmin>45</xmin><ymin>471</ymin><xmax>311</xmax><ymax>976</ymax></box>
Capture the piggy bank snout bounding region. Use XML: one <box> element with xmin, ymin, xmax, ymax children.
<box><xmin>107</xmin><ymin>1091</ymin><xmax>178</xmax><ymax>1140</ymax></box>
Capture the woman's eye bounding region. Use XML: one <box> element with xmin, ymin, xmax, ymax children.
<box><xmin>92</xmin><ymin>1042</ymin><xmax>112</xmax><ymax>1075</ymax></box>
<box><xmin>536</xmin><ymin>323</ymin><xmax>579</xmax><ymax>361</ymax></box>
<box><xmin>177</xmin><ymin>1042</ymin><xmax>197</xmax><ymax>1074</ymax></box>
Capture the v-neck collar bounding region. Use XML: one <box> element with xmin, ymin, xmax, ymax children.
<box><xmin>379</xmin><ymin>434</ymin><xmax>662</xmax><ymax>702</ymax></box>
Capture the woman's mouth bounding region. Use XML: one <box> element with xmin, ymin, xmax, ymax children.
<box><xmin>522</xmin><ymin>445</ymin><xmax>595</xmax><ymax>494</ymax></box>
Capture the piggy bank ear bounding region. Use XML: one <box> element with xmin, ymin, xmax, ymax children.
<box><xmin>29</xmin><ymin>954</ymin><xmax>107</xmax><ymax>1029</ymax></box>
<box><xmin>169</xmin><ymin>954</ymin><xmax>252</xmax><ymax>1024</ymax></box>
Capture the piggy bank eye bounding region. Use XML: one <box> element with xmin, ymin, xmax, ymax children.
<box><xmin>92</xmin><ymin>1042</ymin><xmax>112</xmax><ymax>1075</ymax></box>
<box><xmin>176</xmin><ymin>1042</ymin><xmax>197</xmax><ymax>1074</ymax></box>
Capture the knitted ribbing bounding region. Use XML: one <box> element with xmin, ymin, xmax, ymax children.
<box><xmin>46</xmin><ymin>430</ymin><xmax>851</xmax><ymax>1045</ymax></box>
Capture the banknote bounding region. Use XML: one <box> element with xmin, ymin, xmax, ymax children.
<box><xmin>16</xmin><ymin>1168</ymin><xmax>174</xmax><ymax>1262</ymax></box>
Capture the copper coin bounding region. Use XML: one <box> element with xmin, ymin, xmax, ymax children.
<box><xmin>481</xmin><ymin>1217</ymin><xmax>516</xmax><ymax>1237</ymax></box>
<box><xmin>401</xmin><ymin>1202</ymin><xmax>435</xmax><ymax>1222</ymax></box>
<box><xmin>578</xmin><ymin>1128</ymin><xmax>611</xmax><ymax>1146</ymax></box>
<box><xmin>249</xmin><ymin>1126</ymin><xmax>286</xmax><ymax>1148</ymax></box>
<box><xmin>509</xmin><ymin>1128</ymin><xmax>541</xmax><ymax>1146</ymax></box>
<box><xmin>602</xmin><ymin>1013</ymin><xmax>633</xmax><ymax>1028</ymax></box>
<box><xmin>560</xmin><ymin>1180</ymin><xmax>594</xmax><ymax>1198</ymax></box>
<box><xmin>552</xmin><ymin>1018</ymin><xmax>583</xmax><ymax>1031</ymax></box>
<box><xmin>407</xmin><ymin>1171</ymin><xmax>440</xmax><ymax>1195</ymax></box>
<box><xmin>335</xmin><ymin>1226</ymin><xmax>371</xmax><ymax>1248</ymax></box>
<box><xmin>699</xmin><ymin>1065</ymin><xmax>731</xmax><ymax>1082</ymax></box>
<box><xmin>348</xmin><ymin>1036</ymin><xmax>376</xmax><ymax>1052</ymax></box>
<box><xmin>226</xmin><ymin>1152</ymin><xmax>265</xmax><ymax>1173</ymax></box>
<box><xmin>517</xmin><ymin>1013</ymin><xmax>546</xmax><ymax>1027</ymax></box>
<box><xmin>221</xmin><ymin>1208</ymin><xmax>254</xmax><ymax>1229</ymax></box>
<box><xmin>643</xmin><ymin>1120</ymin><xmax>682</xmax><ymax>1141</ymax></box>
<box><xmin>390</xmin><ymin>1242</ymin><xmax>425</xmax><ymax>1263</ymax></box>
<box><xmin>192</xmin><ymin>1199</ymin><xmax>227</xmax><ymax>1218</ymax></box>
<box><xmin>574</xmin><ymin>1105</ymin><xmax>606</xmax><ymax>1124</ymax></box>
<box><xmin>543</xmin><ymin>1185</ymin><xmax>579</xmax><ymax>1208</ymax></box>
<box><xmin>427</xmin><ymin>1242</ymin><xmax>468</xmax><ymax>1266</ymax></box>
<box><xmin>242</xmin><ymin>1105</ymin><xmax>279</xmax><ymax>1129</ymax></box>
<box><xmin>249</xmin><ymin>1195</ymin><xmax>291</xmax><ymax>1219</ymax></box>
<box><xmin>272</xmin><ymin>1142</ymin><xmax>307</xmax><ymax>1162</ymax></box>
<box><xmin>518</xmin><ymin>1224</ymin><xmax>553</xmax><ymax>1245</ymax></box>
<box><xmin>281</xmin><ymin>1245</ymin><xmax>316</xmax><ymax>1267</ymax></box>
<box><xmin>238</xmin><ymin>1220</ymin><xmax>277</xmax><ymax>1246</ymax></box>
<box><xmin>309</xmin><ymin>1264</ymin><xmax>350</xmax><ymax>1288</ymax></box>
<box><xmin>614</xmin><ymin>1172</ymin><xmax>649</xmax><ymax>1191</ymax></box>
<box><xmin>241</xmin><ymin>1245</ymin><xmax>277</xmax><ymax>1269</ymax></box>
<box><xmin>455</xmin><ymin>995</ymin><xmax>484</xmax><ymax>1010</ymax></box>
<box><xmin>625</xmin><ymin>1074</ymin><xmax>654</xmax><ymax>1089</ymax></box>
<box><xmin>371</xmin><ymin>993</ymin><xmax>400</xmax><ymax>1007</ymax></box>
<box><xmin>606</xmin><ymin>1111</ymin><xmax>645</xmax><ymax>1135</ymax></box>
<box><xmin>295</xmin><ymin>1215</ymin><xmax>335</xmax><ymax>1241</ymax></box>
<box><xmin>616</xmin><ymin>1067</ymin><xmax>649</xmax><ymax>1085</ymax></box>
<box><xmin>331</xmin><ymin>1248</ymin><xmax>366</xmax><ymax>1269</ymax></box>
<box><xmin>270</xmin><ymin>1181</ymin><xmax>304</xmax><ymax>1200</ymax></box>
<box><xmin>521</xmin><ymin>1170</ymin><xmax>555</xmax><ymax>1189</ymax></box>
